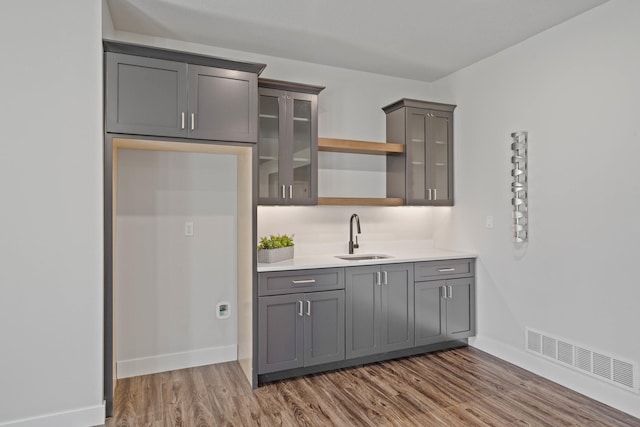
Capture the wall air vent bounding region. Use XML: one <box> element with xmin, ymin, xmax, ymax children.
<box><xmin>525</xmin><ymin>328</ymin><xmax>639</xmax><ymax>393</ymax></box>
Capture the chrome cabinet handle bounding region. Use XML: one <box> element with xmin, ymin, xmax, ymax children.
<box><xmin>298</xmin><ymin>300</ymin><xmax>303</xmax><ymax>316</ymax></box>
<box><xmin>180</xmin><ymin>112</ymin><xmax>185</xmax><ymax>130</ymax></box>
<box><xmin>281</xmin><ymin>185</ymin><xmax>286</xmax><ymax>199</ymax></box>
<box><xmin>448</xmin><ymin>285</ymin><xmax>453</xmax><ymax>298</ymax></box>
<box><xmin>289</xmin><ymin>185</ymin><xmax>293</xmax><ymax>199</ymax></box>
<box><xmin>438</xmin><ymin>268</ymin><xmax>456</xmax><ymax>272</ymax></box>
<box><xmin>441</xmin><ymin>286</ymin><xmax>447</xmax><ymax>299</ymax></box>
<box><xmin>292</xmin><ymin>279</ymin><xmax>316</xmax><ymax>285</ymax></box>
<box><xmin>434</xmin><ymin>189</ymin><xmax>437</xmax><ymax>201</ymax></box>
<box><xmin>190</xmin><ymin>113</ymin><xmax>195</xmax><ymax>131</ymax></box>
<box><xmin>428</xmin><ymin>188</ymin><xmax>432</xmax><ymax>200</ymax></box>
<box><xmin>376</xmin><ymin>271</ymin><xmax>381</xmax><ymax>286</ymax></box>
<box><xmin>306</xmin><ymin>300</ymin><xmax>311</xmax><ymax>316</ymax></box>
<box><xmin>383</xmin><ymin>271</ymin><xmax>388</xmax><ymax>285</ymax></box>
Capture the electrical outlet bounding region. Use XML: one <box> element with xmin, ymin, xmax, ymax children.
<box><xmin>216</xmin><ymin>302</ymin><xmax>230</xmax><ymax>319</ymax></box>
<box><xmin>184</xmin><ymin>221</ymin><xmax>194</xmax><ymax>236</ymax></box>
<box><xmin>485</xmin><ymin>216</ymin><xmax>494</xmax><ymax>229</ymax></box>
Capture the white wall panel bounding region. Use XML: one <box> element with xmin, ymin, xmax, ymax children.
<box><xmin>431</xmin><ymin>0</ymin><xmax>640</xmax><ymax>417</ymax></box>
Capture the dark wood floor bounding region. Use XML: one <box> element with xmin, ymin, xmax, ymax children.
<box><xmin>105</xmin><ymin>347</ymin><xmax>640</xmax><ymax>426</ymax></box>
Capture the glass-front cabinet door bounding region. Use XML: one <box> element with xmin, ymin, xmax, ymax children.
<box><xmin>384</xmin><ymin>99</ymin><xmax>455</xmax><ymax>206</ymax></box>
<box><xmin>258</xmin><ymin>81</ymin><xmax>320</xmax><ymax>205</ymax></box>
<box><xmin>406</xmin><ymin>109</ymin><xmax>428</xmax><ymax>204</ymax></box>
<box><xmin>429</xmin><ymin>110</ymin><xmax>453</xmax><ymax>205</ymax></box>
<box><xmin>258</xmin><ymin>89</ymin><xmax>284</xmax><ymax>202</ymax></box>
<box><xmin>404</xmin><ymin>107</ymin><xmax>453</xmax><ymax>205</ymax></box>
<box><xmin>291</xmin><ymin>95</ymin><xmax>314</xmax><ymax>203</ymax></box>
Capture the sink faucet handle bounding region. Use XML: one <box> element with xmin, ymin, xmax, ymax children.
<box><xmin>355</xmin><ymin>235</ymin><xmax>359</xmax><ymax>249</ymax></box>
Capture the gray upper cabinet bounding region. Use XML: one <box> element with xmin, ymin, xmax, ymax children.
<box><xmin>104</xmin><ymin>42</ymin><xmax>265</xmax><ymax>142</ymax></box>
<box><xmin>186</xmin><ymin>65</ymin><xmax>258</xmax><ymax>142</ymax></box>
<box><xmin>345</xmin><ymin>263</ymin><xmax>414</xmax><ymax>359</ymax></box>
<box><xmin>415</xmin><ymin>277</ymin><xmax>475</xmax><ymax>346</ymax></box>
<box><xmin>106</xmin><ymin>54</ymin><xmax>188</xmax><ymax>138</ymax></box>
<box><xmin>384</xmin><ymin>99</ymin><xmax>456</xmax><ymax>206</ymax></box>
<box><xmin>258</xmin><ymin>290</ymin><xmax>345</xmax><ymax>374</ymax></box>
<box><xmin>258</xmin><ymin>79</ymin><xmax>324</xmax><ymax>205</ymax></box>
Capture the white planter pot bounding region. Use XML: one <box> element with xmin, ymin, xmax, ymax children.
<box><xmin>257</xmin><ymin>246</ymin><xmax>294</xmax><ymax>263</ymax></box>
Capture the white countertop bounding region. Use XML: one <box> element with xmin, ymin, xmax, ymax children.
<box><xmin>257</xmin><ymin>244</ymin><xmax>476</xmax><ymax>272</ymax></box>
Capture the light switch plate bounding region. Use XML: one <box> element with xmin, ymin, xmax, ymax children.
<box><xmin>485</xmin><ymin>216</ymin><xmax>494</xmax><ymax>229</ymax></box>
<box><xmin>184</xmin><ymin>221</ymin><xmax>194</xmax><ymax>236</ymax></box>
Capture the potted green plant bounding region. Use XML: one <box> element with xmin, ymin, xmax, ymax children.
<box><xmin>257</xmin><ymin>234</ymin><xmax>295</xmax><ymax>263</ymax></box>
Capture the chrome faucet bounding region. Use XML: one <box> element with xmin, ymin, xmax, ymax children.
<box><xmin>349</xmin><ymin>213</ymin><xmax>361</xmax><ymax>254</ymax></box>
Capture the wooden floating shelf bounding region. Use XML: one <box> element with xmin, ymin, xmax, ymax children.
<box><xmin>318</xmin><ymin>138</ymin><xmax>404</xmax><ymax>155</ymax></box>
<box><xmin>318</xmin><ymin>197</ymin><xmax>404</xmax><ymax>207</ymax></box>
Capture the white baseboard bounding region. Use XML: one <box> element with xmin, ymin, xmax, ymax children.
<box><xmin>117</xmin><ymin>345</ymin><xmax>237</xmax><ymax>379</ymax></box>
<box><xmin>0</xmin><ymin>403</ymin><xmax>104</xmax><ymax>427</ymax></box>
<box><xmin>470</xmin><ymin>335</ymin><xmax>640</xmax><ymax>419</ymax></box>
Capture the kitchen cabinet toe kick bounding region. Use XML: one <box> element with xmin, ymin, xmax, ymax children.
<box><xmin>257</xmin><ymin>339</ymin><xmax>469</xmax><ymax>385</ymax></box>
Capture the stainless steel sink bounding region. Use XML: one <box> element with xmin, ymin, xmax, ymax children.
<box><xmin>335</xmin><ymin>254</ymin><xmax>393</xmax><ymax>261</ymax></box>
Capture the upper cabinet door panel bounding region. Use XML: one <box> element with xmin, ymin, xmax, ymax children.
<box><xmin>430</xmin><ymin>110</ymin><xmax>453</xmax><ymax>205</ymax></box>
<box><xmin>384</xmin><ymin>99</ymin><xmax>455</xmax><ymax>206</ymax></box>
<box><xmin>188</xmin><ymin>65</ymin><xmax>257</xmax><ymax>142</ymax></box>
<box><xmin>406</xmin><ymin>109</ymin><xmax>427</xmax><ymax>204</ymax></box>
<box><xmin>291</xmin><ymin>93</ymin><xmax>316</xmax><ymax>204</ymax></box>
<box><xmin>106</xmin><ymin>53</ymin><xmax>188</xmax><ymax>138</ymax></box>
<box><xmin>258</xmin><ymin>88</ymin><xmax>287</xmax><ymax>204</ymax></box>
<box><xmin>258</xmin><ymin>82</ymin><xmax>320</xmax><ymax>206</ymax></box>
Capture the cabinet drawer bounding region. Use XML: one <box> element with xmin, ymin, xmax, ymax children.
<box><xmin>259</xmin><ymin>268</ymin><xmax>344</xmax><ymax>296</ymax></box>
<box><xmin>415</xmin><ymin>259</ymin><xmax>473</xmax><ymax>280</ymax></box>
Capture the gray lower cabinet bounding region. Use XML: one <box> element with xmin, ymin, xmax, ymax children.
<box><xmin>345</xmin><ymin>263</ymin><xmax>414</xmax><ymax>359</ymax></box>
<box><xmin>258</xmin><ymin>259</ymin><xmax>475</xmax><ymax>379</ymax></box>
<box><xmin>106</xmin><ymin>52</ymin><xmax>258</xmax><ymax>142</ymax></box>
<box><xmin>415</xmin><ymin>277</ymin><xmax>475</xmax><ymax>346</ymax></box>
<box><xmin>258</xmin><ymin>290</ymin><xmax>345</xmax><ymax>374</ymax></box>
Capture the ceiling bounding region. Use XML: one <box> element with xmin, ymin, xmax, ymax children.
<box><xmin>106</xmin><ymin>0</ymin><xmax>608</xmax><ymax>82</ymax></box>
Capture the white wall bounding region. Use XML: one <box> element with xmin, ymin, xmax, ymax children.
<box><xmin>0</xmin><ymin>1</ymin><xmax>104</xmax><ymax>426</ymax></box>
<box><xmin>431</xmin><ymin>0</ymin><xmax>640</xmax><ymax>417</ymax></box>
<box><xmin>115</xmin><ymin>150</ymin><xmax>238</xmax><ymax>378</ymax></box>
<box><xmin>258</xmin><ymin>206</ymin><xmax>437</xmax><ymax>255</ymax></box>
